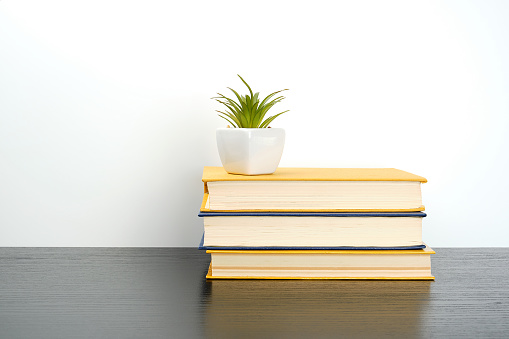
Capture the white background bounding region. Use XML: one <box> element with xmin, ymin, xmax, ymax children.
<box><xmin>1</xmin><ymin>0</ymin><xmax>508</xmax><ymax>247</ymax></box>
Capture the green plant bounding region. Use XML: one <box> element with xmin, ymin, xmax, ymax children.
<box><xmin>212</xmin><ymin>75</ymin><xmax>289</xmax><ymax>128</ymax></box>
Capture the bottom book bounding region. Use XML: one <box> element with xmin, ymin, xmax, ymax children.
<box><xmin>205</xmin><ymin>246</ymin><xmax>435</xmax><ymax>280</ymax></box>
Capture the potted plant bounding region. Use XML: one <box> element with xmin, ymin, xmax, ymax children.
<box><xmin>212</xmin><ymin>75</ymin><xmax>289</xmax><ymax>175</ymax></box>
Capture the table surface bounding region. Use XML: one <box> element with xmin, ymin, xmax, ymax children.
<box><xmin>0</xmin><ymin>248</ymin><xmax>508</xmax><ymax>338</ymax></box>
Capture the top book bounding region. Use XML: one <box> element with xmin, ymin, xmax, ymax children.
<box><xmin>202</xmin><ymin>167</ymin><xmax>427</xmax><ymax>212</ymax></box>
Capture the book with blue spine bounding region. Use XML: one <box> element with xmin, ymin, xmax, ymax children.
<box><xmin>199</xmin><ymin>211</ymin><xmax>426</xmax><ymax>249</ymax></box>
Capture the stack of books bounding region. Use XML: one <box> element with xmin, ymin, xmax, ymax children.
<box><xmin>199</xmin><ymin>166</ymin><xmax>434</xmax><ymax>280</ymax></box>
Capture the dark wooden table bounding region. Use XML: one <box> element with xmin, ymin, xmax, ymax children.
<box><xmin>0</xmin><ymin>248</ymin><xmax>508</xmax><ymax>338</ymax></box>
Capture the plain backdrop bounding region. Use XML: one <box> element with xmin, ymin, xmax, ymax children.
<box><xmin>0</xmin><ymin>0</ymin><xmax>508</xmax><ymax>247</ymax></box>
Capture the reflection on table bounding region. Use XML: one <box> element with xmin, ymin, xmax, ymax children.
<box><xmin>201</xmin><ymin>278</ymin><xmax>431</xmax><ymax>338</ymax></box>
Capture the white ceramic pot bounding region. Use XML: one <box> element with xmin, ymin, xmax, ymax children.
<box><xmin>216</xmin><ymin>128</ymin><xmax>285</xmax><ymax>175</ymax></box>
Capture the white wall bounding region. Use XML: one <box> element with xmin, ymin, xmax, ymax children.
<box><xmin>0</xmin><ymin>0</ymin><xmax>508</xmax><ymax>246</ymax></box>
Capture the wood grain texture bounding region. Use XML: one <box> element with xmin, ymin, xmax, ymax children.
<box><xmin>0</xmin><ymin>248</ymin><xmax>508</xmax><ymax>338</ymax></box>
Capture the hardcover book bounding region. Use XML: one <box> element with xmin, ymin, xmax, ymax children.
<box><xmin>202</xmin><ymin>167</ymin><xmax>427</xmax><ymax>212</ymax></box>
<box><xmin>206</xmin><ymin>246</ymin><xmax>435</xmax><ymax>280</ymax></box>
<box><xmin>199</xmin><ymin>211</ymin><xmax>426</xmax><ymax>248</ymax></box>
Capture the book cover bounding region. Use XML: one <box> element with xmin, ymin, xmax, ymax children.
<box><xmin>199</xmin><ymin>211</ymin><xmax>427</xmax><ymax>217</ymax></box>
<box><xmin>206</xmin><ymin>246</ymin><xmax>435</xmax><ymax>254</ymax></box>
<box><xmin>205</xmin><ymin>264</ymin><xmax>435</xmax><ymax>281</ymax></box>
<box><xmin>198</xmin><ymin>234</ymin><xmax>427</xmax><ymax>251</ymax></box>
<box><xmin>202</xmin><ymin>166</ymin><xmax>428</xmax><ymax>185</ymax></box>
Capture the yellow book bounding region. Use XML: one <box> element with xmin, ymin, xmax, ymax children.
<box><xmin>202</xmin><ymin>167</ymin><xmax>427</xmax><ymax>212</ymax></box>
<box><xmin>206</xmin><ymin>246</ymin><xmax>435</xmax><ymax>280</ymax></box>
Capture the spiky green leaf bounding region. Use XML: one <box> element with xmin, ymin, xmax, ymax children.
<box><xmin>238</xmin><ymin>75</ymin><xmax>254</xmax><ymax>97</ymax></box>
<box><xmin>217</xmin><ymin>110</ymin><xmax>241</xmax><ymax>127</ymax></box>
<box><xmin>212</xmin><ymin>76</ymin><xmax>289</xmax><ymax>128</ymax></box>
<box><xmin>218</xmin><ymin>114</ymin><xmax>238</xmax><ymax>128</ymax></box>
<box><xmin>259</xmin><ymin>111</ymin><xmax>289</xmax><ymax>128</ymax></box>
